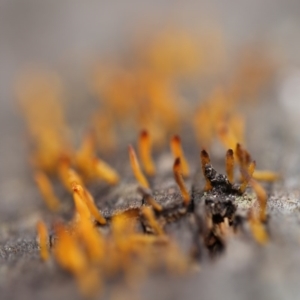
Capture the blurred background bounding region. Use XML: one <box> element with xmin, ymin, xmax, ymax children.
<box><xmin>1</xmin><ymin>0</ymin><xmax>300</xmax><ymax>219</ymax></box>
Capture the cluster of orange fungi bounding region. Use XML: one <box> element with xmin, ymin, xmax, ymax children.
<box><xmin>17</xmin><ymin>29</ymin><xmax>278</xmax><ymax>296</ymax></box>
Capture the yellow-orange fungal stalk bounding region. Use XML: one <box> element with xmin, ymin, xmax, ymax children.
<box><xmin>244</xmin><ymin>150</ymin><xmax>252</xmax><ymax>167</ymax></box>
<box><xmin>112</xmin><ymin>213</ymin><xmax>136</xmax><ymax>240</ymax></box>
<box><xmin>57</xmin><ymin>221</ymin><xmax>100</xmax><ymax>294</ymax></box>
<box><xmin>248</xmin><ymin>161</ymin><xmax>256</xmax><ymax>176</ymax></box>
<box><xmin>235</xmin><ymin>143</ymin><xmax>243</xmax><ymax>164</ymax></box>
<box><xmin>170</xmin><ymin>135</ymin><xmax>189</xmax><ymax>177</ymax></box>
<box><xmin>235</xmin><ymin>143</ymin><xmax>250</xmax><ymax>183</ymax></box>
<box><xmin>36</xmin><ymin>220</ymin><xmax>50</xmax><ymax>261</ymax></box>
<box><xmin>68</xmin><ymin>169</ymin><xmax>85</xmax><ymax>189</ymax></box>
<box><xmin>72</xmin><ymin>183</ymin><xmax>106</xmax><ymax>225</ymax></box>
<box><xmin>137</xmin><ymin>186</ymin><xmax>163</xmax><ymax>212</ymax></box>
<box><xmin>145</xmin><ymin>195</ymin><xmax>163</xmax><ymax>212</ymax></box>
<box><xmin>141</xmin><ymin>206</ymin><xmax>164</xmax><ymax>236</ymax></box>
<box><xmin>200</xmin><ymin>150</ymin><xmax>210</xmax><ymax>174</ymax></box>
<box><xmin>128</xmin><ymin>145</ymin><xmax>149</xmax><ymax>189</ymax></box>
<box><xmin>239</xmin><ymin>160</ymin><xmax>256</xmax><ymax>193</ymax></box>
<box><xmin>84</xmin><ymin>189</ymin><xmax>107</xmax><ymax>225</ymax></box>
<box><xmin>94</xmin><ymin>158</ymin><xmax>120</xmax><ymax>185</ymax></box>
<box><xmin>226</xmin><ymin>149</ymin><xmax>235</xmax><ymax>184</ymax></box>
<box><xmin>138</xmin><ymin>130</ymin><xmax>156</xmax><ymax>176</ymax></box>
<box><xmin>116</xmin><ymin>212</ymin><xmax>146</xmax><ymax>246</ymax></box>
<box><xmin>252</xmin><ymin>170</ymin><xmax>281</xmax><ymax>182</ymax></box>
<box><xmin>75</xmin><ymin>217</ymin><xmax>105</xmax><ymax>263</ymax></box>
<box><xmin>53</xmin><ymin>223</ymin><xmax>90</xmax><ymax>280</ymax></box>
<box><xmin>109</xmin><ymin>215</ymin><xmax>141</xmax><ymax>274</ymax></box>
<box><xmin>34</xmin><ymin>171</ymin><xmax>61</xmax><ymax>212</ymax></box>
<box><xmin>250</xmin><ymin>179</ymin><xmax>268</xmax><ymax>222</ymax></box>
<box><xmin>200</xmin><ymin>150</ymin><xmax>212</xmax><ymax>191</ymax></box>
<box><xmin>58</xmin><ymin>158</ymin><xmax>84</xmax><ymax>192</ymax></box>
<box><xmin>173</xmin><ymin>158</ymin><xmax>190</xmax><ymax>206</ymax></box>
<box><xmin>248</xmin><ymin>209</ymin><xmax>269</xmax><ymax>245</ymax></box>
<box><xmin>73</xmin><ymin>188</ymin><xmax>92</xmax><ymax>221</ymax></box>
<box><xmin>235</xmin><ymin>143</ymin><xmax>251</xmax><ymax>168</ymax></box>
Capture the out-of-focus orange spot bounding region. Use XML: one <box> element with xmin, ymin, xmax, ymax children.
<box><xmin>193</xmin><ymin>103</ymin><xmax>214</xmax><ymax>148</ymax></box>
<box><xmin>93</xmin><ymin>112</ymin><xmax>117</xmax><ymax>155</ymax></box>
<box><xmin>217</xmin><ymin>122</ymin><xmax>240</xmax><ymax>151</ymax></box>
<box><xmin>143</xmin><ymin>30</ymin><xmax>202</xmax><ymax>76</ymax></box>
<box><xmin>16</xmin><ymin>69</ymin><xmax>71</xmax><ymax>174</ymax></box>
<box><xmin>229</xmin><ymin>48</ymin><xmax>275</xmax><ymax>101</ymax></box>
<box><xmin>193</xmin><ymin>87</ymin><xmax>236</xmax><ymax>148</ymax></box>
<box><xmin>75</xmin><ymin>131</ymin><xmax>97</xmax><ymax>180</ymax></box>
<box><xmin>228</xmin><ymin>113</ymin><xmax>245</xmax><ymax>145</ymax></box>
